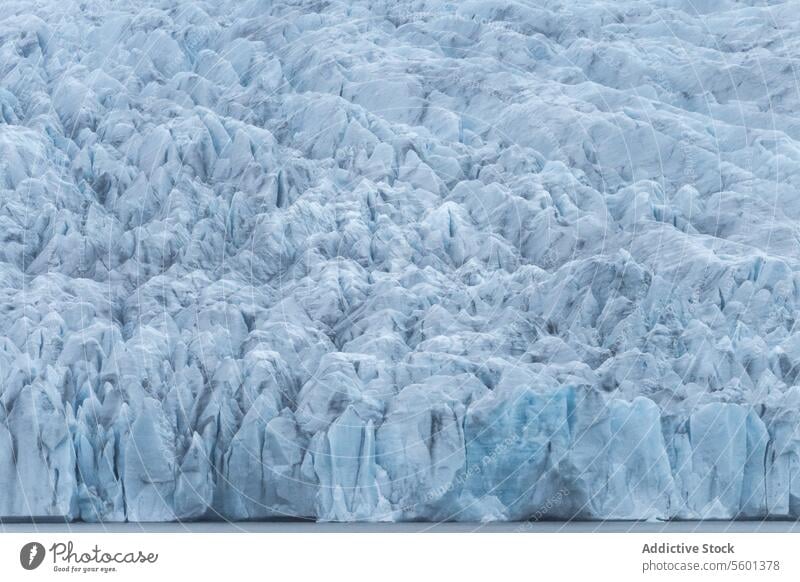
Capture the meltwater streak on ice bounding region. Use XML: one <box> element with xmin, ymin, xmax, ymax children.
<box><xmin>1</xmin><ymin>0</ymin><xmax>800</xmax><ymax>522</ymax></box>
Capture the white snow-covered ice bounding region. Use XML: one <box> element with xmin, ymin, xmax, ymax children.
<box><xmin>2</xmin><ymin>0</ymin><xmax>800</xmax><ymax>522</ymax></box>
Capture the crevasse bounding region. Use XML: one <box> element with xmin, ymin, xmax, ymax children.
<box><xmin>1</xmin><ymin>0</ymin><xmax>800</xmax><ymax>522</ymax></box>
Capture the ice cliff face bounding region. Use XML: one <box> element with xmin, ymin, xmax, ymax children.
<box><xmin>2</xmin><ymin>0</ymin><xmax>800</xmax><ymax>522</ymax></box>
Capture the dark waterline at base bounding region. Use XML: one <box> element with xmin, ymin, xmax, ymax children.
<box><xmin>2</xmin><ymin>520</ymin><xmax>799</xmax><ymax>533</ymax></box>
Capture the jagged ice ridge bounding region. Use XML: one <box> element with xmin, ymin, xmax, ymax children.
<box><xmin>2</xmin><ymin>0</ymin><xmax>800</xmax><ymax>522</ymax></box>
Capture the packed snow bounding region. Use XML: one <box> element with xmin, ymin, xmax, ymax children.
<box><xmin>2</xmin><ymin>0</ymin><xmax>800</xmax><ymax>522</ymax></box>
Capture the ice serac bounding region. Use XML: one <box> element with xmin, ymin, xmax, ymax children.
<box><xmin>1</xmin><ymin>0</ymin><xmax>800</xmax><ymax>522</ymax></box>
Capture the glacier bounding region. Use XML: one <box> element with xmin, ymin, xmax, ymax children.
<box><xmin>2</xmin><ymin>0</ymin><xmax>800</xmax><ymax>522</ymax></box>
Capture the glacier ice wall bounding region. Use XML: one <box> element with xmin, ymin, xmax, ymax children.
<box><xmin>2</xmin><ymin>0</ymin><xmax>800</xmax><ymax>522</ymax></box>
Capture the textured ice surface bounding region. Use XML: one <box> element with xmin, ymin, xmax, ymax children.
<box><xmin>2</xmin><ymin>0</ymin><xmax>800</xmax><ymax>522</ymax></box>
